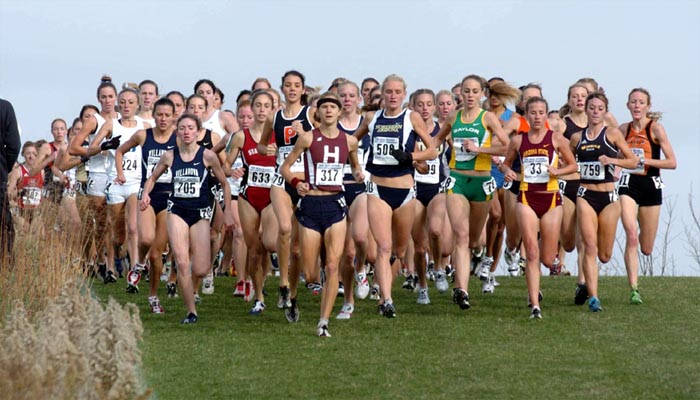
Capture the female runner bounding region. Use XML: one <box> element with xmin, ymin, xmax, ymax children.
<box><xmin>570</xmin><ymin>92</ymin><xmax>637</xmax><ymax>312</ymax></box>
<box><xmin>8</xmin><ymin>142</ymin><xmax>45</xmax><ymax>232</ymax></box>
<box><xmin>353</xmin><ymin>74</ymin><xmax>437</xmax><ymax>318</ymax></box>
<box><xmin>434</xmin><ymin>74</ymin><xmax>509</xmax><ymax>310</ymax></box>
<box><xmin>501</xmin><ymin>97</ymin><xmax>578</xmax><ymax>318</ymax></box>
<box><xmin>618</xmin><ymin>88</ymin><xmax>676</xmax><ymax>304</ymax></box>
<box><xmin>280</xmin><ymin>92</ymin><xmax>363</xmax><ymax>336</ymax></box>
<box><xmin>140</xmin><ymin>113</ymin><xmax>233</xmax><ymax>324</ymax></box>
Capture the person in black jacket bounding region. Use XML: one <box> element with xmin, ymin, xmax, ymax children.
<box><xmin>1</xmin><ymin>98</ymin><xmax>21</xmax><ymax>264</ymax></box>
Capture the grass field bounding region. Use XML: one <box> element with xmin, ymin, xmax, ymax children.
<box><xmin>92</xmin><ymin>274</ymin><xmax>700</xmax><ymax>400</ymax></box>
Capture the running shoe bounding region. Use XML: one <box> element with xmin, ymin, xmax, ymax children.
<box><xmin>270</xmin><ymin>252</ymin><xmax>279</xmax><ymax>273</ymax></box>
<box><xmin>307</xmin><ymin>282</ymin><xmax>322</xmax><ymax>296</ymax></box>
<box><xmin>194</xmin><ymin>294</ymin><xmax>202</xmax><ymax>304</ymax></box>
<box><xmin>549</xmin><ymin>257</ymin><xmax>562</xmax><ymax>276</ymax></box>
<box><xmin>233</xmin><ymin>280</ymin><xmax>245</xmax><ymax>297</ymax></box>
<box><xmin>630</xmin><ymin>289</ymin><xmax>643</xmax><ymax>305</ymax></box>
<box><xmin>166</xmin><ymin>282</ymin><xmax>178</xmax><ymax>298</ymax></box>
<box><xmin>417</xmin><ymin>287</ymin><xmax>430</xmax><ymax>305</ymax></box>
<box><xmin>160</xmin><ymin>262</ymin><xmax>170</xmax><ymax>282</ymax></box>
<box><xmin>435</xmin><ymin>270</ymin><xmax>449</xmax><ymax>293</ymax></box>
<box><xmin>285</xmin><ymin>298</ymin><xmax>299</xmax><ymax>323</ymax></box>
<box><xmin>504</xmin><ymin>247</ymin><xmax>518</xmax><ymax>267</ymax></box>
<box><xmin>202</xmin><ymin>273</ymin><xmax>214</xmax><ymax>295</ymax></box>
<box><xmin>97</xmin><ymin>263</ymin><xmax>107</xmax><ymax>280</ymax></box>
<box><xmin>507</xmin><ymin>263</ymin><xmax>520</xmax><ymax>277</ymax></box>
<box><xmin>445</xmin><ymin>264</ymin><xmax>454</xmax><ymax>278</ymax></box>
<box><xmin>278</xmin><ymin>286</ymin><xmax>291</xmax><ymax>309</ymax></box>
<box><xmin>249</xmin><ymin>300</ymin><xmax>266</xmax><ymax>315</ymax></box>
<box><xmin>355</xmin><ymin>272</ymin><xmax>370</xmax><ymax>299</ymax></box>
<box><xmin>317</xmin><ymin>323</ymin><xmax>331</xmax><ymax>337</ymax></box>
<box><xmin>104</xmin><ymin>270</ymin><xmax>118</xmax><ymax>284</ymax></box>
<box><xmin>402</xmin><ymin>274</ymin><xmax>416</xmax><ymax>291</ymax></box>
<box><xmin>478</xmin><ymin>256</ymin><xmax>494</xmax><ymax>280</ymax></box>
<box><xmin>589</xmin><ymin>296</ymin><xmax>603</xmax><ymax>312</ymax></box>
<box><xmin>561</xmin><ymin>265</ymin><xmax>572</xmax><ymax>276</ymax></box>
<box><xmin>336</xmin><ymin>303</ymin><xmax>354</xmax><ymax>320</ymax></box>
<box><xmin>377</xmin><ymin>303</ymin><xmax>386</xmax><ymax>315</ymax></box>
<box><xmin>452</xmin><ymin>288</ymin><xmax>471</xmax><ymax>310</ymax></box>
<box><xmin>180</xmin><ymin>312</ymin><xmax>198</xmax><ymax>324</ymax></box>
<box><xmin>382</xmin><ymin>302</ymin><xmax>396</xmax><ymax>318</ymax></box>
<box><xmin>471</xmin><ymin>248</ymin><xmax>484</xmax><ymax>276</ymax></box>
<box><xmin>527</xmin><ymin>290</ymin><xmax>544</xmax><ymax>308</ymax></box>
<box><xmin>574</xmin><ymin>283</ymin><xmax>589</xmax><ymax>305</ymax></box>
<box><xmin>530</xmin><ymin>306</ymin><xmax>543</xmax><ymax>320</ymax></box>
<box><xmin>427</xmin><ymin>260</ymin><xmax>435</xmax><ymax>281</ymax></box>
<box><xmin>518</xmin><ymin>257</ymin><xmax>526</xmax><ymax>276</ymax></box>
<box><xmin>369</xmin><ymin>284</ymin><xmax>380</xmax><ymax>300</ymax></box>
<box><xmin>148</xmin><ymin>296</ymin><xmax>164</xmax><ymax>314</ymax></box>
<box><xmin>338</xmin><ymin>282</ymin><xmax>345</xmax><ymax>296</ymax></box>
<box><xmin>482</xmin><ymin>274</ymin><xmax>495</xmax><ymax>294</ymax></box>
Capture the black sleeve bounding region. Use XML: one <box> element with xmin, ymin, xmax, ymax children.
<box><xmin>1</xmin><ymin>99</ymin><xmax>21</xmax><ymax>168</ymax></box>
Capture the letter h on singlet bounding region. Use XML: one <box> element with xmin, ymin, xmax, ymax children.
<box><xmin>323</xmin><ymin>145</ymin><xmax>339</xmax><ymax>163</ymax></box>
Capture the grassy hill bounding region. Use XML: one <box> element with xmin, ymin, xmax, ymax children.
<box><xmin>92</xmin><ymin>275</ymin><xmax>700</xmax><ymax>400</ymax></box>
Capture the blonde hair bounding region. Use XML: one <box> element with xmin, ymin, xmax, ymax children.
<box><xmin>628</xmin><ymin>88</ymin><xmax>662</xmax><ymax>121</ymax></box>
<box><xmin>381</xmin><ymin>74</ymin><xmax>407</xmax><ymax>92</ymax></box>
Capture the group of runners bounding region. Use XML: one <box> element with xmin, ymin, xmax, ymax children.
<box><xmin>7</xmin><ymin>71</ymin><xmax>676</xmax><ymax>337</ymax></box>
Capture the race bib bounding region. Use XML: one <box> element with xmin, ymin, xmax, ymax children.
<box><xmin>440</xmin><ymin>176</ymin><xmax>455</xmax><ymax>193</ymax></box>
<box><xmin>558</xmin><ymin>179</ymin><xmax>566</xmax><ymax>192</ymax></box>
<box><xmin>453</xmin><ymin>137</ymin><xmax>479</xmax><ymax>162</ymax></box>
<box><xmin>482</xmin><ymin>177</ymin><xmax>497</xmax><ymax>195</ymax></box>
<box><xmin>522</xmin><ymin>156</ymin><xmax>550</xmax><ymax>184</ymax></box>
<box><xmin>372</xmin><ymin>137</ymin><xmax>399</xmax><ymax>165</ymax></box>
<box><xmin>652</xmin><ymin>176</ymin><xmax>665</xmax><ymax>190</ymax></box>
<box><xmin>316</xmin><ymin>162</ymin><xmax>343</xmax><ymax>186</ymax></box>
<box><xmin>579</xmin><ymin>161</ymin><xmax>605</xmax><ymax>181</ymax></box>
<box><xmin>147</xmin><ymin>156</ymin><xmax>172</xmax><ymax>183</ymax></box>
<box><xmin>343</xmin><ymin>148</ymin><xmax>364</xmax><ymax>175</ymax></box>
<box><xmin>627</xmin><ymin>148</ymin><xmax>645</xmax><ymax>175</ymax></box>
<box><xmin>173</xmin><ymin>176</ymin><xmax>200</xmax><ymax>198</ymax></box>
<box><xmin>277</xmin><ymin>145</ymin><xmax>304</xmax><ymax>173</ymax></box>
<box><xmin>415</xmin><ymin>158</ymin><xmax>440</xmax><ymax>184</ymax></box>
<box><xmin>22</xmin><ymin>187</ymin><xmax>42</xmax><ymax>207</ymax></box>
<box><xmin>503</xmin><ymin>180</ymin><xmax>513</xmax><ymax>190</ymax></box>
<box><xmin>271</xmin><ymin>172</ymin><xmax>285</xmax><ymax>188</ymax></box>
<box><xmin>618</xmin><ymin>173</ymin><xmax>630</xmax><ymax>188</ymax></box>
<box><xmin>248</xmin><ymin>165</ymin><xmax>275</xmax><ymax>188</ymax></box>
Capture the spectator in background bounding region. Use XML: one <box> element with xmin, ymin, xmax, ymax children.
<box><xmin>1</xmin><ymin>98</ymin><xmax>21</xmax><ymax>263</ymax></box>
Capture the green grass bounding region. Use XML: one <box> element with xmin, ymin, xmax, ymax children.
<box><xmin>92</xmin><ymin>275</ymin><xmax>700</xmax><ymax>400</ymax></box>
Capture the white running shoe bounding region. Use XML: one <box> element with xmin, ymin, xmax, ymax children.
<box><xmin>435</xmin><ymin>270</ymin><xmax>449</xmax><ymax>293</ymax></box>
<box><xmin>417</xmin><ymin>287</ymin><xmax>430</xmax><ymax>305</ymax></box>
<box><xmin>355</xmin><ymin>272</ymin><xmax>370</xmax><ymax>300</ymax></box>
<box><xmin>482</xmin><ymin>273</ymin><xmax>495</xmax><ymax>294</ymax></box>
<box><xmin>202</xmin><ymin>272</ymin><xmax>214</xmax><ymax>295</ymax></box>
<box><xmin>148</xmin><ymin>296</ymin><xmax>164</xmax><ymax>314</ymax></box>
<box><xmin>478</xmin><ymin>256</ymin><xmax>494</xmax><ymax>280</ymax></box>
<box><xmin>369</xmin><ymin>283</ymin><xmax>380</xmax><ymax>300</ymax></box>
<box><xmin>336</xmin><ymin>303</ymin><xmax>354</xmax><ymax>320</ymax></box>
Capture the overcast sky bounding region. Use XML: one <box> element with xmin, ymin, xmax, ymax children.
<box><xmin>1</xmin><ymin>0</ymin><xmax>699</xmax><ymax>274</ymax></box>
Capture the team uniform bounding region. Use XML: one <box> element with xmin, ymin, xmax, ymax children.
<box><xmin>105</xmin><ymin>118</ymin><xmax>144</xmax><ymax>204</ymax></box>
<box><xmin>197</xmin><ymin>129</ymin><xmax>225</xmax><ymax>211</ymax></box>
<box><xmin>62</xmin><ymin>163</ymin><xmax>78</xmax><ymax>200</ymax></box>
<box><xmin>86</xmin><ymin>113</ymin><xmax>111</xmax><ymax>197</ymax></box>
<box><xmin>491</xmin><ymin>108</ymin><xmax>514</xmax><ymax>189</ymax></box>
<box><xmin>340</xmin><ymin>116</ymin><xmax>368</xmax><ymax>207</ymax></box>
<box><xmin>226</xmin><ymin>133</ymin><xmax>244</xmax><ymax>201</ymax></box>
<box><xmin>17</xmin><ymin>164</ymin><xmax>44</xmax><ymax>212</ymax></box>
<box><xmin>43</xmin><ymin>142</ymin><xmax>64</xmax><ymax>203</ymax></box>
<box><xmin>365</xmin><ymin>109</ymin><xmax>416</xmax><ymax>210</ymax></box>
<box><xmin>517</xmin><ymin>130</ymin><xmax>562</xmax><ymax>218</ymax></box>
<box><xmin>271</xmin><ymin>106</ymin><xmax>314</xmax><ymax>207</ymax></box>
<box><xmin>203</xmin><ymin>110</ymin><xmax>226</xmax><ymax>136</ymax></box>
<box><xmin>575</xmin><ymin>127</ymin><xmax>619</xmax><ymax>215</ymax></box>
<box><xmin>140</xmin><ymin>128</ymin><xmax>177</xmax><ymax>214</ymax></box>
<box><xmin>239</xmin><ymin>129</ymin><xmax>276</xmax><ymax>214</ymax></box>
<box><xmin>559</xmin><ymin>116</ymin><xmax>585</xmax><ymax>202</ymax></box>
<box><xmin>617</xmin><ymin>121</ymin><xmax>664</xmax><ymax>207</ymax></box>
<box><xmin>295</xmin><ymin>128</ymin><xmax>348</xmax><ymax>234</ymax></box>
<box><xmin>167</xmin><ymin>146</ymin><xmax>212</xmax><ymax>227</ymax></box>
<box><xmin>414</xmin><ymin>123</ymin><xmax>448</xmax><ymax>207</ymax></box>
<box><xmin>448</xmin><ymin>109</ymin><xmax>497</xmax><ymax>201</ymax></box>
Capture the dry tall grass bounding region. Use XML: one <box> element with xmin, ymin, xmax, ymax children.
<box><xmin>0</xmin><ymin>199</ymin><xmax>150</xmax><ymax>399</ymax></box>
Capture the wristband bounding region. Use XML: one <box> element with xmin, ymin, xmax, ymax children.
<box><xmin>291</xmin><ymin>177</ymin><xmax>302</xmax><ymax>188</ymax></box>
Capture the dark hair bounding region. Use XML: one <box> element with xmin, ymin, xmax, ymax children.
<box><xmin>236</xmin><ymin>89</ymin><xmax>252</xmax><ymax>104</ymax></box>
<box><xmin>585</xmin><ymin>91</ymin><xmax>609</xmax><ymax>111</ymax></box>
<box><xmin>139</xmin><ymin>79</ymin><xmax>159</xmax><ymax>95</ymax></box>
<box><xmin>525</xmin><ymin>96</ymin><xmax>549</xmax><ymax>113</ymax></box>
<box><xmin>193</xmin><ymin>79</ymin><xmax>217</xmax><ymax>95</ymax></box>
<box><xmin>250</xmin><ymin>89</ymin><xmax>275</xmax><ymax>107</ymax></box>
<box><xmin>96</xmin><ymin>75</ymin><xmax>117</xmax><ymax>98</ymax></box>
<box><xmin>186</xmin><ymin>94</ymin><xmax>208</xmax><ymax>110</ymax></box>
<box><xmin>22</xmin><ymin>141</ymin><xmax>37</xmax><ymax>155</ymax></box>
<box><xmin>411</xmin><ymin>89</ymin><xmax>435</xmax><ymax>107</ymax></box>
<box><xmin>165</xmin><ymin>90</ymin><xmax>186</xmax><ymax>104</ymax></box>
<box><xmin>177</xmin><ymin>113</ymin><xmax>202</xmax><ymax>130</ymax></box>
<box><xmin>281</xmin><ymin>70</ymin><xmax>307</xmax><ymax>105</ymax></box>
<box><xmin>153</xmin><ymin>97</ymin><xmax>175</xmax><ymax>114</ymax></box>
<box><xmin>79</xmin><ymin>104</ymin><xmax>99</xmax><ymax>120</ymax></box>
<box><xmin>461</xmin><ymin>74</ymin><xmax>488</xmax><ymax>91</ymax></box>
<box><xmin>361</xmin><ymin>77</ymin><xmax>379</xmax><ymax>88</ymax></box>
<box><xmin>215</xmin><ymin>88</ymin><xmax>225</xmax><ymax>103</ymax></box>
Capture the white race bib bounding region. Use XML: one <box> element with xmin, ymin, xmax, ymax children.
<box><xmin>147</xmin><ymin>156</ymin><xmax>172</xmax><ymax>183</ymax></box>
<box><xmin>618</xmin><ymin>173</ymin><xmax>630</xmax><ymax>188</ymax></box>
<box><xmin>173</xmin><ymin>176</ymin><xmax>200</xmax><ymax>198</ymax></box>
<box><xmin>277</xmin><ymin>145</ymin><xmax>304</xmax><ymax>173</ymax></box>
<box><xmin>247</xmin><ymin>165</ymin><xmax>275</xmax><ymax>188</ymax></box>
<box><xmin>415</xmin><ymin>158</ymin><xmax>440</xmax><ymax>184</ymax></box>
<box><xmin>316</xmin><ymin>162</ymin><xmax>343</xmax><ymax>186</ymax></box>
<box><xmin>453</xmin><ymin>137</ymin><xmax>479</xmax><ymax>162</ymax></box>
<box><xmin>343</xmin><ymin>148</ymin><xmax>364</xmax><ymax>175</ymax></box>
<box><xmin>579</xmin><ymin>161</ymin><xmax>605</xmax><ymax>181</ymax></box>
<box><xmin>372</xmin><ymin>137</ymin><xmax>399</xmax><ymax>165</ymax></box>
<box><xmin>627</xmin><ymin>148</ymin><xmax>645</xmax><ymax>175</ymax></box>
<box><xmin>522</xmin><ymin>156</ymin><xmax>550</xmax><ymax>184</ymax></box>
<box><xmin>23</xmin><ymin>187</ymin><xmax>42</xmax><ymax>207</ymax></box>
<box><xmin>482</xmin><ymin>177</ymin><xmax>497</xmax><ymax>195</ymax></box>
